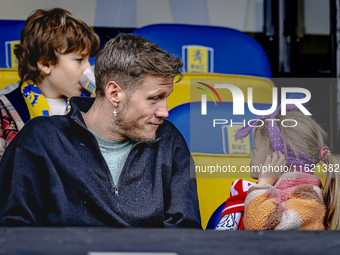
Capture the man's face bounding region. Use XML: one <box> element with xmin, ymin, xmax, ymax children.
<box><xmin>115</xmin><ymin>74</ymin><xmax>174</xmax><ymax>142</ymax></box>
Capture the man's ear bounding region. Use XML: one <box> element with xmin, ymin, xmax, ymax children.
<box><xmin>106</xmin><ymin>81</ymin><xmax>125</xmax><ymax>106</ymax></box>
<box><xmin>37</xmin><ymin>61</ymin><xmax>51</xmax><ymax>75</ymax></box>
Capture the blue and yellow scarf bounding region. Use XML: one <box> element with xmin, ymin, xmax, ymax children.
<box><xmin>21</xmin><ymin>81</ymin><xmax>71</xmax><ymax>119</ymax></box>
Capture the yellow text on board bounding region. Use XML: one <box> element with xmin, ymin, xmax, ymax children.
<box><xmin>227</xmin><ymin>126</ymin><xmax>251</xmax><ymax>154</ymax></box>
<box><xmin>187</xmin><ymin>47</ymin><xmax>208</xmax><ymax>73</ymax></box>
<box><xmin>10</xmin><ymin>42</ymin><xmax>19</xmax><ymax>68</ymax></box>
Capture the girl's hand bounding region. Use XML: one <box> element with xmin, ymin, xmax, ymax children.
<box><xmin>258</xmin><ymin>151</ymin><xmax>287</xmax><ymax>185</ymax></box>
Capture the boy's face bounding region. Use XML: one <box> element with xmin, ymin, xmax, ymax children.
<box><xmin>41</xmin><ymin>50</ymin><xmax>90</xmax><ymax>99</ymax></box>
<box><xmin>249</xmin><ymin>130</ymin><xmax>269</xmax><ymax>179</ymax></box>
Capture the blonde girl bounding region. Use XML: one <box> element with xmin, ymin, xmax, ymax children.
<box><xmin>234</xmin><ymin>106</ymin><xmax>328</xmax><ymax>230</ymax></box>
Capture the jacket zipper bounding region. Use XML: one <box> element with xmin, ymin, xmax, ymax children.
<box><xmin>114</xmin><ymin>186</ymin><xmax>119</xmax><ymax>196</ymax></box>
<box><xmin>113</xmin><ymin>137</ymin><xmax>161</xmax><ymax>196</ymax></box>
<box><xmin>74</xmin><ymin>119</ymin><xmax>141</xmax><ymax>197</ymax></box>
<box><xmin>112</xmin><ymin>141</ymin><xmax>141</xmax><ymax>196</ymax></box>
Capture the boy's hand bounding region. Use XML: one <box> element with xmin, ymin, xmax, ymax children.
<box><xmin>258</xmin><ymin>151</ymin><xmax>287</xmax><ymax>185</ymax></box>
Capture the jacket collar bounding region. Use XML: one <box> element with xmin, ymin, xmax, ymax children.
<box><xmin>68</xmin><ymin>96</ymin><xmax>161</xmax><ymax>144</ymax></box>
<box><xmin>68</xmin><ymin>96</ymin><xmax>94</xmax><ymax>128</ymax></box>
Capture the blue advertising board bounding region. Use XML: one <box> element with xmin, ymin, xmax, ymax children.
<box><xmin>0</xmin><ymin>20</ymin><xmax>25</xmax><ymax>68</ymax></box>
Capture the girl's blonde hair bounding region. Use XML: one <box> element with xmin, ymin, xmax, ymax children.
<box><xmin>323</xmin><ymin>155</ymin><xmax>340</xmax><ymax>230</ymax></box>
<box><xmin>257</xmin><ymin>110</ymin><xmax>340</xmax><ymax>229</ymax></box>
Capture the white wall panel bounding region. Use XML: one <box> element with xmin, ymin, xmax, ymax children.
<box><xmin>136</xmin><ymin>0</ymin><xmax>173</xmax><ymax>27</ymax></box>
<box><xmin>207</xmin><ymin>0</ymin><xmax>263</xmax><ymax>32</ymax></box>
<box><xmin>0</xmin><ymin>0</ymin><xmax>329</xmax><ymax>34</ymax></box>
<box><xmin>95</xmin><ymin>0</ymin><xmax>137</xmax><ymax>27</ymax></box>
<box><xmin>208</xmin><ymin>0</ymin><xmax>248</xmax><ymax>30</ymax></box>
<box><xmin>0</xmin><ymin>0</ymin><xmax>97</xmax><ymax>26</ymax></box>
<box><xmin>305</xmin><ymin>0</ymin><xmax>330</xmax><ymax>35</ymax></box>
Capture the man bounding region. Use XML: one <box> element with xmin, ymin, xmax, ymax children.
<box><xmin>0</xmin><ymin>34</ymin><xmax>201</xmax><ymax>228</ymax></box>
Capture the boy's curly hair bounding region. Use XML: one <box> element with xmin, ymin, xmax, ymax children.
<box><xmin>15</xmin><ymin>8</ymin><xmax>100</xmax><ymax>84</ymax></box>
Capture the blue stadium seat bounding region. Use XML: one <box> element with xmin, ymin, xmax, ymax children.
<box><xmin>132</xmin><ymin>24</ymin><xmax>271</xmax><ymax>77</ymax></box>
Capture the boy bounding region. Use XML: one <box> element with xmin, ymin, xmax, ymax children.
<box><xmin>0</xmin><ymin>8</ymin><xmax>100</xmax><ymax>158</ymax></box>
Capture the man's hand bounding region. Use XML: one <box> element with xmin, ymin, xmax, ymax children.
<box><xmin>258</xmin><ymin>151</ymin><xmax>287</xmax><ymax>185</ymax></box>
